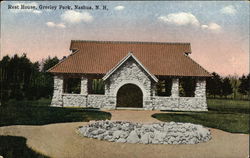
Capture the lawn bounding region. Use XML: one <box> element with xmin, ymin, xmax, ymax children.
<box><xmin>0</xmin><ymin>99</ymin><xmax>111</xmax><ymax>158</ymax></box>
<box><xmin>0</xmin><ymin>99</ymin><xmax>111</xmax><ymax>127</ymax></box>
<box><xmin>0</xmin><ymin>136</ymin><xmax>49</xmax><ymax>158</ymax></box>
<box><xmin>152</xmin><ymin>99</ymin><xmax>249</xmax><ymax>134</ymax></box>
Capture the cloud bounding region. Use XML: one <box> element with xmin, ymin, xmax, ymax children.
<box><xmin>46</xmin><ymin>22</ymin><xmax>66</xmax><ymax>29</ymax></box>
<box><xmin>114</xmin><ymin>6</ymin><xmax>125</xmax><ymax>11</ymax></box>
<box><xmin>158</xmin><ymin>12</ymin><xmax>222</xmax><ymax>33</ymax></box>
<box><xmin>158</xmin><ymin>12</ymin><xmax>200</xmax><ymax>27</ymax></box>
<box><xmin>61</xmin><ymin>11</ymin><xmax>93</xmax><ymax>24</ymax></box>
<box><xmin>56</xmin><ymin>23</ymin><xmax>66</xmax><ymax>28</ymax></box>
<box><xmin>10</xmin><ymin>2</ymin><xmax>42</xmax><ymax>14</ymax></box>
<box><xmin>220</xmin><ymin>5</ymin><xmax>237</xmax><ymax>15</ymax></box>
<box><xmin>201</xmin><ymin>23</ymin><xmax>221</xmax><ymax>31</ymax></box>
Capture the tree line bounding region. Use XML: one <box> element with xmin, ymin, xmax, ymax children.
<box><xmin>0</xmin><ymin>54</ymin><xmax>249</xmax><ymax>105</ymax></box>
<box><xmin>206</xmin><ymin>72</ymin><xmax>249</xmax><ymax>100</ymax></box>
<box><xmin>0</xmin><ymin>54</ymin><xmax>59</xmax><ymax>104</ymax></box>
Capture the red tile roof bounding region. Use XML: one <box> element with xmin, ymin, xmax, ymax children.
<box><xmin>48</xmin><ymin>40</ymin><xmax>211</xmax><ymax>77</ymax></box>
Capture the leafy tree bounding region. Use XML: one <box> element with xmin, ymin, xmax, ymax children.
<box><xmin>238</xmin><ymin>74</ymin><xmax>250</xmax><ymax>98</ymax></box>
<box><xmin>228</xmin><ymin>74</ymin><xmax>240</xmax><ymax>99</ymax></box>
<box><xmin>206</xmin><ymin>72</ymin><xmax>222</xmax><ymax>98</ymax></box>
<box><xmin>41</xmin><ymin>56</ymin><xmax>59</xmax><ymax>72</ymax></box>
<box><xmin>0</xmin><ymin>54</ymin><xmax>59</xmax><ymax>104</ymax></box>
<box><xmin>37</xmin><ymin>56</ymin><xmax>59</xmax><ymax>98</ymax></box>
<box><xmin>221</xmin><ymin>77</ymin><xmax>233</xmax><ymax>98</ymax></box>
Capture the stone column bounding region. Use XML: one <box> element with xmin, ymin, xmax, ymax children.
<box><xmin>80</xmin><ymin>77</ymin><xmax>88</xmax><ymax>95</ymax></box>
<box><xmin>51</xmin><ymin>76</ymin><xmax>63</xmax><ymax>107</ymax></box>
<box><xmin>152</xmin><ymin>83</ymin><xmax>157</xmax><ymax>96</ymax></box>
<box><xmin>195</xmin><ymin>79</ymin><xmax>206</xmax><ymax>97</ymax></box>
<box><xmin>171</xmin><ymin>78</ymin><xmax>179</xmax><ymax>97</ymax></box>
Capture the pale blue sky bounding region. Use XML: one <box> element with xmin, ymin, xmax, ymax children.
<box><xmin>1</xmin><ymin>1</ymin><xmax>249</xmax><ymax>76</ymax></box>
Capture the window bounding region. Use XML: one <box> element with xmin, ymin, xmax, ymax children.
<box><xmin>156</xmin><ymin>78</ymin><xmax>172</xmax><ymax>96</ymax></box>
<box><xmin>63</xmin><ymin>78</ymin><xmax>81</xmax><ymax>94</ymax></box>
<box><xmin>88</xmin><ymin>79</ymin><xmax>104</xmax><ymax>94</ymax></box>
<box><xmin>179</xmin><ymin>78</ymin><xmax>196</xmax><ymax>97</ymax></box>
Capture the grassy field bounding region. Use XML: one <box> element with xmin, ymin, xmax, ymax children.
<box><xmin>152</xmin><ymin>99</ymin><xmax>249</xmax><ymax>134</ymax></box>
<box><xmin>0</xmin><ymin>99</ymin><xmax>111</xmax><ymax>158</ymax></box>
<box><xmin>0</xmin><ymin>99</ymin><xmax>111</xmax><ymax>127</ymax></box>
<box><xmin>0</xmin><ymin>136</ymin><xmax>49</xmax><ymax>158</ymax></box>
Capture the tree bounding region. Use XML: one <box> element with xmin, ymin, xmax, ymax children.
<box><xmin>41</xmin><ymin>56</ymin><xmax>59</xmax><ymax>72</ymax></box>
<box><xmin>238</xmin><ymin>74</ymin><xmax>250</xmax><ymax>99</ymax></box>
<box><xmin>221</xmin><ymin>77</ymin><xmax>233</xmax><ymax>98</ymax></box>
<box><xmin>0</xmin><ymin>55</ymin><xmax>11</xmax><ymax>103</ymax></box>
<box><xmin>228</xmin><ymin>74</ymin><xmax>240</xmax><ymax>99</ymax></box>
<box><xmin>206</xmin><ymin>72</ymin><xmax>222</xmax><ymax>98</ymax></box>
<box><xmin>0</xmin><ymin>54</ymin><xmax>60</xmax><ymax>104</ymax></box>
<box><xmin>39</xmin><ymin>56</ymin><xmax>60</xmax><ymax>98</ymax></box>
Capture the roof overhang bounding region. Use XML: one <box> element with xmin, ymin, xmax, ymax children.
<box><xmin>102</xmin><ymin>52</ymin><xmax>158</xmax><ymax>82</ymax></box>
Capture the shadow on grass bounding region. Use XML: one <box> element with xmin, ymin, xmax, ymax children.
<box><xmin>0</xmin><ymin>136</ymin><xmax>49</xmax><ymax>158</ymax></box>
<box><xmin>0</xmin><ymin>106</ymin><xmax>111</xmax><ymax>127</ymax></box>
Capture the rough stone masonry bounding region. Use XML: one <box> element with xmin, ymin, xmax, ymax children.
<box><xmin>77</xmin><ymin>121</ymin><xmax>212</xmax><ymax>144</ymax></box>
<box><xmin>51</xmin><ymin>57</ymin><xmax>208</xmax><ymax>111</ymax></box>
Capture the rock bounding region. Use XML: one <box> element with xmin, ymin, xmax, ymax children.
<box><xmin>77</xmin><ymin>120</ymin><xmax>212</xmax><ymax>145</ymax></box>
<box><xmin>126</xmin><ymin>130</ymin><xmax>140</xmax><ymax>143</ymax></box>
<box><xmin>104</xmin><ymin>135</ymin><xmax>112</xmax><ymax>140</ymax></box>
<box><xmin>113</xmin><ymin>130</ymin><xmax>124</xmax><ymax>139</ymax></box>
<box><xmin>117</xmin><ymin>138</ymin><xmax>126</xmax><ymax>143</ymax></box>
<box><xmin>154</xmin><ymin>131</ymin><xmax>166</xmax><ymax>142</ymax></box>
<box><xmin>140</xmin><ymin>133</ymin><xmax>150</xmax><ymax>144</ymax></box>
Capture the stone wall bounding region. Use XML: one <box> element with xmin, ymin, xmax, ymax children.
<box><xmin>105</xmin><ymin>58</ymin><xmax>152</xmax><ymax>97</ymax></box>
<box><xmin>87</xmin><ymin>95</ymin><xmax>116</xmax><ymax>109</ymax></box>
<box><xmin>80</xmin><ymin>77</ymin><xmax>88</xmax><ymax>95</ymax></box>
<box><xmin>51</xmin><ymin>76</ymin><xmax>63</xmax><ymax>107</ymax></box>
<box><xmin>152</xmin><ymin>97</ymin><xmax>207</xmax><ymax>111</ymax></box>
<box><xmin>62</xmin><ymin>94</ymin><xmax>87</xmax><ymax>107</ymax></box>
<box><xmin>171</xmin><ymin>78</ymin><xmax>179</xmax><ymax>97</ymax></box>
<box><xmin>195</xmin><ymin>79</ymin><xmax>206</xmax><ymax>97</ymax></box>
<box><xmin>105</xmin><ymin>58</ymin><xmax>153</xmax><ymax>109</ymax></box>
<box><xmin>151</xmin><ymin>79</ymin><xmax>207</xmax><ymax>111</ymax></box>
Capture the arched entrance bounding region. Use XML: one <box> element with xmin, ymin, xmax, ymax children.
<box><xmin>116</xmin><ymin>84</ymin><xmax>143</xmax><ymax>108</ymax></box>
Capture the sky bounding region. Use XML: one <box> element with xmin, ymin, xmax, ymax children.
<box><xmin>1</xmin><ymin>1</ymin><xmax>249</xmax><ymax>76</ymax></box>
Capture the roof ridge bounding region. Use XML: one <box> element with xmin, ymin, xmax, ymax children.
<box><xmin>71</xmin><ymin>40</ymin><xmax>190</xmax><ymax>45</ymax></box>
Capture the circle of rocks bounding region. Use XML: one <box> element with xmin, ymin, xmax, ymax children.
<box><xmin>77</xmin><ymin>120</ymin><xmax>212</xmax><ymax>144</ymax></box>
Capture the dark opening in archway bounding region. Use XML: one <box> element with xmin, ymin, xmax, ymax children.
<box><xmin>116</xmin><ymin>84</ymin><xmax>143</xmax><ymax>108</ymax></box>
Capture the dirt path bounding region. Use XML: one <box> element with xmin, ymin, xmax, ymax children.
<box><xmin>0</xmin><ymin>110</ymin><xmax>249</xmax><ymax>158</ymax></box>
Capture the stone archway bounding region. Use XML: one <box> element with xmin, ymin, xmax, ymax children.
<box><xmin>116</xmin><ymin>84</ymin><xmax>143</xmax><ymax>108</ymax></box>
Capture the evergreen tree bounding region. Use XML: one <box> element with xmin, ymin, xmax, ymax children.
<box><xmin>238</xmin><ymin>74</ymin><xmax>250</xmax><ymax>98</ymax></box>
<box><xmin>221</xmin><ymin>77</ymin><xmax>233</xmax><ymax>98</ymax></box>
<box><xmin>206</xmin><ymin>72</ymin><xmax>222</xmax><ymax>98</ymax></box>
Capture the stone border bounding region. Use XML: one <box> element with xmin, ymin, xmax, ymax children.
<box><xmin>77</xmin><ymin>121</ymin><xmax>212</xmax><ymax>144</ymax></box>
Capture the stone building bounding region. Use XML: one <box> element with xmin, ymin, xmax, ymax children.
<box><xmin>48</xmin><ymin>40</ymin><xmax>211</xmax><ymax>111</ymax></box>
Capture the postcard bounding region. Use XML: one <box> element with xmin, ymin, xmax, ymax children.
<box><xmin>0</xmin><ymin>1</ymin><xmax>249</xmax><ymax>158</ymax></box>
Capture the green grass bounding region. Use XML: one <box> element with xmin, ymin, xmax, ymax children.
<box><xmin>207</xmin><ymin>99</ymin><xmax>250</xmax><ymax>113</ymax></box>
<box><xmin>0</xmin><ymin>99</ymin><xmax>111</xmax><ymax>127</ymax></box>
<box><xmin>0</xmin><ymin>99</ymin><xmax>111</xmax><ymax>158</ymax></box>
<box><xmin>152</xmin><ymin>99</ymin><xmax>249</xmax><ymax>134</ymax></box>
<box><xmin>0</xmin><ymin>136</ymin><xmax>49</xmax><ymax>158</ymax></box>
<box><xmin>5</xmin><ymin>98</ymin><xmax>51</xmax><ymax>107</ymax></box>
